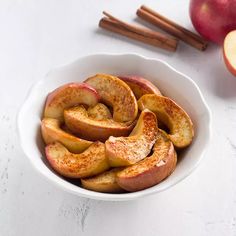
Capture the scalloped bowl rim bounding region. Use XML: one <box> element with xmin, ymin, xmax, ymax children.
<box><xmin>17</xmin><ymin>53</ymin><xmax>212</xmax><ymax>201</ymax></box>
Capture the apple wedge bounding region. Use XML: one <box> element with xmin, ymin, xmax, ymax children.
<box><xmin>118</xmin><ymin>75</ymin><xmax>162</xmax><ymax>99</ymax></box>
<box><xmin>223</xmin><ymin>30</ymin><xmax>236</xmax><ymax>76</ymax></box>
<box><xmin>64</xmin><ymin>106</ymin><xmax>135</xmax><ymax>142</ymax></box>
<box><xmin>41</xmin><ymin>118</ymin><xmax>92</xmax><ymax>154</ymax></box>
<box><xmin>117</xmin><ymin>130</ymin><xmax>177</xmax><ymax>192</ymax></box>
<box><xmin>138</xmin><ymin>94</ymin><xmax>194</xmax><ymax>148</ymax></box>
<box><xmin>85</xmin><ymin>74</ymin><xmax>138</xmax><ymax>122</ymax></box>
<box><xmin>87</xmin><ymin>103</ymin><xmax>112</xmax><ymax>120</ymax></box>
<box><xmin>81</xmin><ymin>168</ymin><xmax>125</xmax><ymax>193</ymax></box>
<box><xmin>44</xmin><ymin>83</ymin><xmax>99</xmax><ymax>121</ymax></box>
<box><xmin>105</xmin><ymin>109</ymin><xmax>158</xmax><ymax>167</ymax></box>
<box><xmin>45</xmin><ymin>141</ymin><xmax>109</xmax><ymax>178</ymax></box>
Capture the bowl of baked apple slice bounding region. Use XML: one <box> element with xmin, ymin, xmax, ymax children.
<box><xmin>17</xmin><ymin>54</ymin><xmax>211</xmax><ymax>201</ymax></box>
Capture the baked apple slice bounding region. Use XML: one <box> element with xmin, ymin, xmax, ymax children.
<box><xmin>45</xmin><ymin>141</ymin><xmax>109</xmax><ymax>178</ymax></box>
<box><xmin>85</xmin><ymin>74</ymin><xmax>138</xmax><ymax>122</ymax></box>
<box><xmin>117</xmin><ymin>130</ymin><xmax>177</xmax><ymax>192</ymax></box>
<box><xmin>44</xmin><ymin>83</ymin><xmax>99</xmax><ymax>121</ymax></box>
<box><xmin>81</xmin><ymin>168</ymin><xmax>124</xmax><ymax>193</ymax></box>
<box><xmin>118</xmin><ymin>75</ymin><xmax>162</xmax><ymax>99</ymax></box>
<box><xmin>41</xmin><ymin>118</ymin><xmax>92</xmax><ymax>154</ymax></box>
<box><xmin>138</xmin><ymin>94</ymin><xmax>194</xmax><ymax>148</ymax></box>
<box><xmin>87</xmin><ymin>103</ymin><xmax>112</xmax><ymax>120</ymax></box>
<box><xmin>106</xmin><ymin>109</ymin><xmax>158</xmax><ymax>167</ymax></box>
<box><xmin>64</xmin><ymin>106</ymin><xmax>135</xmax><ymax>142</ymax></box>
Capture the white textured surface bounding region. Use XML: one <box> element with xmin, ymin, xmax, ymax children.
<box><xmin>0</xmin><ymin>0</ymin><xmax>236</xmax><ymax>235</ymax></box>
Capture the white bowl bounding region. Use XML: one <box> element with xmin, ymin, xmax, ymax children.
<box><xmin>17</xmin><ymin>53</ymin><xmax>211</xmax><ymax>201</ymax></box>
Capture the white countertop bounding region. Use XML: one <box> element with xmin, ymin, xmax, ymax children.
<box><xmin>1</xmin><ymin>0</ymin><xmax>236</xmax><ymax>235</ymax></box>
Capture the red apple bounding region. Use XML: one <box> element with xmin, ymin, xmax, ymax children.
<box><xmin>223</xmin><ymin>30</ymin><xmax>236</xmax><ymax>76</ymax></box>
<box><xmin>190</xmin><ymin>0</ymin><xmax>236</xmax><ymax>44</ymax></box>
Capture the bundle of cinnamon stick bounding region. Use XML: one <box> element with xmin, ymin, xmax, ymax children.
<box><xmin>99</xmin><ymin>5</ymin><xmax>208</xmax><ymax>52</ymax></box>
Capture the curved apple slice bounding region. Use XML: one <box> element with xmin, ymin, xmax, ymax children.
<box><xmin>41</xmin><ymin>118</ymin><xmax>92</xmax><ymax>154</ymax></box>
<box><xmin>117</xmin><ymin>130</ymin><xmax>177</xmax><ymax>192</ymax></box>
<box><xmin>45</xmin><ymin>142</ymin><xmax>109</xmax><ymax>178</ymax></box>
<box><xmin>81</xmin><ymin>168</ymin><xmax>125</xmax><ymax>193</ymax></box>
<box><xmin>64</xmin><ymin>106</ymin><xmax>135</xmax><ymax>142</ymax></box>
<box><xmin>85</xmin><ymin>74</ymin><xmax>138</xmax><ymax>122</ymax></box>
<box><xmin>138</xmin><ymin>94</ymin><xmax>194</xmax><ymax>148</ymax></box>
<box><xmin>105</xmin><ymin>109</ymin><xmax>158</xmax><ymax>167</ymax></box>
<box><xmin>223</xmin><ymin>30</ymin><xmax>236</xmax><ymax>76</ymax></box>
<box><xmin>87</xmin><ymin>103</ymin><xmax>112</xmax><ymax>120</ymax></box>
<box><xmin>118</xmin><ymin>75</ymin><xmax>162</xmax><ymax>98</ymax></box>
<box><xmin>44</xmin><ymin>83</ymin><xmax>99</xmax><ymax>121</ymax></box>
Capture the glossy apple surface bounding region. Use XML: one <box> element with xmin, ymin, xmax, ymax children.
<box><xmin>190</xmin><ymin>0</ymin><xmax>236</xmax><ymax>44</ymax></box>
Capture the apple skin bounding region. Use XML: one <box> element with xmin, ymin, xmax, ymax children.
<box><xmin>64</xmin><ymin>106</ymin><xmax>135</xmax><ymax>142</ymax></box>
<box><xmin>118</xmin><ymin>75</ymin><xmax>162</xmax><ymax>99</ymax></box>
<box><xmin>190</xmin><ymin>0</ymin><xmax>236</xmax><ymax>44</ymax></box>
<box><xmin>116</xmin><ymin>130</ymin><xmax>177</xmax><ymax>192</ymax></box>
<box><xmin>223</xmin><ymin>30</ymin><xmax>236</xmax><ymax>76</ymax></box>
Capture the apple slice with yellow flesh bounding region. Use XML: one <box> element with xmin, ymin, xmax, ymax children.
<box><xmin>223</xmin><ymin>30</ymin><xmax>236</xmax><ymax>76</ymax></box>
<box><xmin>105</xmin><ymin>109</ymin><xmax>158</xmax><ymax>167</ymax></box>
<box><xmin>81</xmin><ymin>168</ymin><xmax>125</xmax><ymax>193</ymax></box>
<box><xmin>87</xmin><ymin>103</ymin><xmax>112</xmax><ymax>120</ymax></box>
<box><xmin>64</xmin><ymin>106</ymin><xmax>135</xmax><ymax>142</ymax></box>
<box><xmin>44</xmin><ymin>83</ymin><xmax>99</xmax><ymax>122</ymax></box>
<box><xmin>118</xmin><ymin>75</ymin><xmax>162</xmax><ymax>99</ymax></box>
<box><xmin>116</xmin><ymin>130</ymin><xmax>177</xmax><ymax>192</ymax></box>
<box><xmin>138</xmin><ymin>94</ymin><xmax>194</xmax><ymax>148</ymax></box>
<box><xmin>45</xmin><ymin>141</ymin><xmax>109</xmax><ymax>178</ymax></box>
<box><xmin>41</xmin><ymin>118</ymin><xmax>92</xmax><ymax>154</ymax></box>
<box><xmin>85</xmin><ymin>74</ymin><xmax>138</xmax><ymax>122</ymax></box>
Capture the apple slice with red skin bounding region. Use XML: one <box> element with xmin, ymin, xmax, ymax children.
<box><xmin>105</xmin><ymin>109</ymin><xmax>158</xmax><ymax>167</ymax></box>
<box><xmin>45</xmin><ymin>141</ymin><xmax>109</xmax><ymax>178</ymax></box>
<box><xmin>44</xmin><ymin>83</ymin><xmax>99</xmax><ymax>122</ymax></box>
<box><xmin>138</xmin><ymin>94</ymin><xmax>194</xmax><ymax>148</ymax></box>
<box><xmin>64</xmin><ymin>106</ymin><xmax>135</xmax><ymax>142</ymax></box>
<box><xmin>118</xmin><ymin>75</ymin><xmax>162</xmax><ymax>99</ymax></box>
<box><xmin>81</xmin><ymin>168</ymin><xmax>125</xmax><ymax>193</ymax></box>
<box><xmin>41</xmin><ymin>118</ymin><xmax>92</xmax><ymax>154</ymax></box>
<box><xmin>223</xmin><ymin>30</ymin><xmax>236</xmax><ymax>76</ymax></box>
<box><xmin>85</xmin><ymin>74</ymin><xmax>138</xmax><ymax>122</ymax></box>
<box><xmin>116</xmin><ymin>130</ymin><xmax>177</xmax><ymax>192</ymax></box>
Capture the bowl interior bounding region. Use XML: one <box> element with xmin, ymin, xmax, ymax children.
<box><xmin>18</xmin><ymin>54</ymin><xmax>211</xmax><ymax>201</ymax></box>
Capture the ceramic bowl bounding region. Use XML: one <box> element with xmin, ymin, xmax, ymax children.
<box><xmin>17</xmin><ymin>54</ymin><xmax>211</xmax><ymax>201</ymax></box>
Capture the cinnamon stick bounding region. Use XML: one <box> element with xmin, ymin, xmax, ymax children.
<box><xmin>137</xmin><ymin>5</ymin><xmax>208</xmax><ymax>51</ymax></box>
<box><xmin>99</xmin><ymin>13</ymin><xmax>178</xmax><ymax>52</ymax></box>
